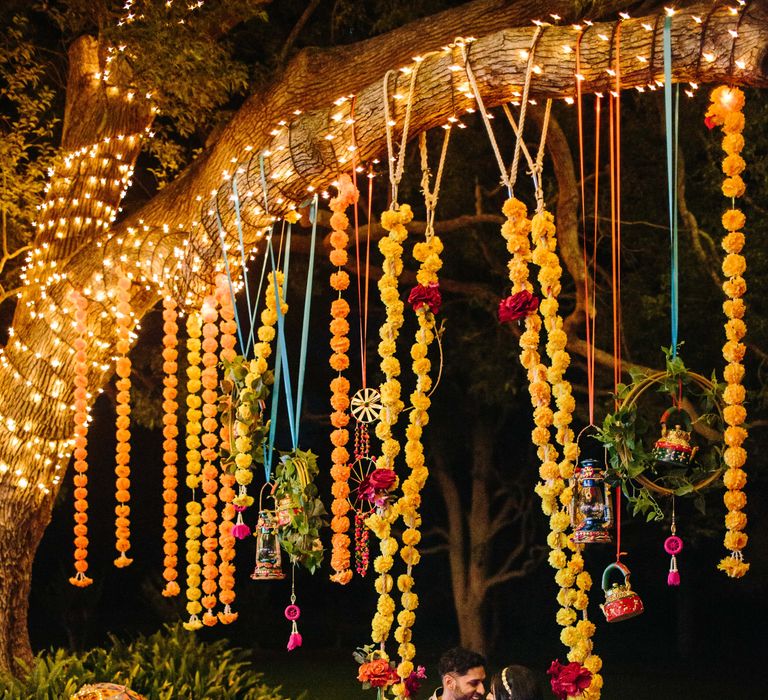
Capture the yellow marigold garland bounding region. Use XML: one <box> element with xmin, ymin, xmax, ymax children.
<box><xmin>706</xmin><ymin>86</ymin><xmax>750</xmax><ymax>578</ymax></box>
<box><xmin>230</xmin><ymin>270</ymin><xmax>285</xmax><ymax>507</ymax></box>
<box><xmin>500</xmin><ymin>198</ymin><xmax>601</xmax><ymax>694</ymax></box>
<box><xmin>529</xmin><ymin>209</ymin><xmax>601</xmax><ymax>691</ymax></box>
<box><xmin>215</xmin><ymin>277</ymin><xmax>238</xmax><ymax>623</ymax></box>
<box><xmin>199</xmin><ymin>295</ymin><xmax>220</xmax><ymax>626</ymax></box>
<box><xmin>114</xmin><ymin>276</ymin><xmax>133</xmax><ymax>568</ymax></box>
<box><xmin>70</xmin><ymin>290</ymin><xmax>93</xmax><ymax>587</ymax></box>
<box><xmin>391</xmin><ymin>234</ymin><xmax>442</xmax><ymax>697</ymax></box>
<box><xmin>161</xmin><ymin>297</ymin><xmax>180</xmax><ymax>597</ymax></box>
<box><xmin>328</xmin><ymin>174</ymin><xmax>358</xmax><ymax>585</ymax></box>
<box><xmin>183</xmin><ymin>310</ymin><xmax>204</xmax><ymax>631</ymax></box>
<box><xmin>367</xmin><ymin>203</ymin><xmax>413</xmax><ymax>646</ymax></box>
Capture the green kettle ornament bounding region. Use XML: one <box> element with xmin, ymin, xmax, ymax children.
<box><xmin>652</xmin><ymin>407</ymin><xmax>698</xmax><ymax>467</ymax></box>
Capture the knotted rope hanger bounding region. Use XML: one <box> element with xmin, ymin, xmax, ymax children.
<box><xmin>418</xmin><ymin>127</ymin><xmax>451</xmax><ymax>241</ymax></box>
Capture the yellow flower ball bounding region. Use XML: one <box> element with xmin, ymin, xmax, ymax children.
<box><xmin>722</xmin><ymin>209</ymin><xmax>746</xmax><ymax>232</ymax></box>
<box><xmin>556</xmin><ymin>607</ymin><xmax>578</xmax><ymax>627</ymax></box>
<box><xmin>723</xmin><ymin>467</ymin><xmax>747</xmax><ymax>490</ymax></box>
<box><xmin>555</xmin><ymin>568</ymin><xmax>576</xmax><ymax>588</ymax></box>
<box><xmin>725</xmin><ymin>510</ymin><xmax>747</xmax><ymax>531</ymax></box>
<box><xmin>724</xmin><ymin>530</ymin><xmax>748</xmax><ymax>551</ymax></box>
<box><xmin>724</xmin><ymin>489</ymin><xmax>747</xmax><ymax>511</ymax></box>
<box><xmin>375</xmin><ymin>574</ymin><xmax>393</xmax><ymax>594</ymax></box>
<box><xmin>722</xmin><ymin>176</ymin><xmax>746</xmax><ymax>199</ymax></box>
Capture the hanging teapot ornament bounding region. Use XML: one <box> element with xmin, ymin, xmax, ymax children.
<box><xmin>600</xmin><ymin>562</ymin><xmax>644</xmax><ymax>622</ymax></box>
<box><xmin>652</xmin><ymin>407</ymin><xmax>698</xmax><ymax>467</ymax></box>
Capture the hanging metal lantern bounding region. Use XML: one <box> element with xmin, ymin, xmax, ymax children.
<box><xmin>251</xmin><ymin>510</ymin><xmax>285</xmax><ymax>580</ymax></box>
<box><xmin>571</xmin><ymin>458</ymin><xmax>613</xmax><ymax>544</ymax></box>
<box><xmin>652</xmin><ymin>407</ymin><xmax>698</xmax><ymax>467</ymax></box>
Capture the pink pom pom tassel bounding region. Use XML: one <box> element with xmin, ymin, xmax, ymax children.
<box><xmin>287</xmin><ymin>631</ymin><xmax>302</xmax><ymax>651</ymax></box>
<box><xmin>667</xmin><ymin>555</ymin><xmax>680</xmax><ymax>586</ymax></box>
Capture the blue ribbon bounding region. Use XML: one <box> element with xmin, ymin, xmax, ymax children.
<box><xmin>664</xmin><ymin>17</ymin><xmax>680</xmax><ymax>358</ymax></box>
<box><xmin>214</xmin><ymin>208</ymin><xmax>245</xmax><ymax>352</ymax></box>
<box><xmin>263</xmin><ymin>194</ymin><xmax>319</xmax><ymax>475</ymax></box>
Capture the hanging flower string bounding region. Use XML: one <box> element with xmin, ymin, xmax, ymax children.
<box><xmin>69</xmin><ymin>290</ymin><xmax>92</xmax><ymax>588</ymax></box>
<box><xmin>183</xmin><ymin>310</ymin><xmax>204</xmax><ymax>631</ymax></box>
<box><xmin>199</xmin><ymin>294</ymin><xmax>221</xmax><ymax>626</ymax></box>
<box><xmin>706</xmin><ymin>86</ymin><xmax>750</xmax><ymax>579</ymax></box>
<box><xmin>113</xmin><ymin>276</ymin><xmax>133</xmax><ymax>568</ymax></box>
<box><xmin>328</xmin><ymin>174</ymin><xmax>359</xmax><ymax>586</ymax></box>
<box><xmin>530</xmin><ymin>207</ymin><xmax>600</xmax><ymax>686</ymax></box>
<box><xmin>161</xmin><ymin>297</ymin><xmax>180</xmax><ymax>597</ymax></box>
<box><xmin>391</xmin><ymin>233</ymin><xmax>443</xmax><ymax>698</ymax></box>
<box><xmin>230</xmin><ymin>270</ymin><xmax>284</xmax><ymax>511</ymax></box>
<box><xmin>366</xmin><ymin>203</ymin><xmax>414</xmax><ymax>648</ymax></box>
<box><xmin>500</xmin><ymin>198</ymin><xmax>601</xmax><ymax>693</ymax></box>
<box><xmin>215</xmin><ymin>276</ymin><xmax>238</xmax><ymax>623</ymax></box>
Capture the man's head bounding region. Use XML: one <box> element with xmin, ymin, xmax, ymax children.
<box><xmin>438</xmin><ymin>647</ymin><xmax>486</xmax><ymax>700</ymax></box>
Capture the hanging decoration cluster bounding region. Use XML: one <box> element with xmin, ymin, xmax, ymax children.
<box><xmin>70</xmin><ymin>290</ymin><xmax>92</xmax><ymax>588</ymax></box>
<box><xmin>706</xmin><ymin>86</ymin><xmax>750</xmax><ymax>579</ymax></box>
<box><xmin>328</xmin><ymin>174</ymin><xmax>359</xmax><ymax>585</ymax></box>
<box><xmin>161</xmin><ymin>297</ymin><xmax>180</xmax><ymax>597</ymax></box>
<box><xmin>500</xmin><ymin>198</ymin><xmax>602</xmax><ymax>693</ymax></box>
<box><xmin>113</xmin><ymin>276</ymin><xmax>133</xmax><ymax>568</ymax></box>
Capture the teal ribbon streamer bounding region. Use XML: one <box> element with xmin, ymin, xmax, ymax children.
<box><xmin>231</xmin><ymin>177</ymin><xmax>254</xmax><ymax>351</ymax></box>
<box><xmin>664</xmin><ymin>17</ymin><xmax>680</xmax><ymax>358</ymax></box>
<box><xmin>263</xmin><ymin>195</ymin><xmax>319</xmax><ymax>476</ymax></box>
<box><xmin>214</xmin><ymin>208</ymin><xmax>245</xmax><ymax>352</ymax></box>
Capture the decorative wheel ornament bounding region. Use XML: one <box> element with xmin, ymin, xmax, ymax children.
<box><xmin>347</xmin><ymin>456</ymin><xmax>378</xmax><ymax>513</ymax></box>
<box><xmin>350</xmin><ymin>387</ymin><xmax>382</xmax><ymax>424</ymax></box>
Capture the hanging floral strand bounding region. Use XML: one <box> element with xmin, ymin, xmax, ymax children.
<box><xmin>199</xmin><ymin>295</ymin><xmax>221</xmax><ymax>626</ymax></box>
<box><xmin>183</xmin><ymin>310</ymin><xmax>204</xmax><ymax>631</ymax></box>
<box><xmin>161</xmin><ymin>297</ymin><xmax>181</xmax><ymax>597</ymax></box>
<box><xmin>391</xmin><ymin>232</ymin><xmax>443</xmax><ymax>697</ymax></box>
<box><xmin>328</xmin><ymin>174</ymin><xmax>359</xmax><ymax>585</ymax></box>
<box><xmin>705</xmin><ymin>86</ymin><xmax>750</xmax><ymax>579</ymax></box>
<box><xmin>366</xmin><ymin>203</ymin><xmax>413</xmax><ymax>649</ymax></box>
<box><xmin>70</xmin><ymin>290</ymin><xmax>93</xmax><ymax>587</ymax></box>
<box><xmin>229</xmin><ymin>269</ymin><xmax>285</xmax><ymax>511</ymax></box>
<box><xmin>114</xmin><ymin>276</ymin><xmax>133</xmax><ymax>568</ymax></box>
<box><xmin>215</xmin><ymin>276</ymin><xmax>238</xmax><ymax>623</ymax></box>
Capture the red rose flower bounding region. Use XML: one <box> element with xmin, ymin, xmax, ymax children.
<box><xmin>408</xmin><ymin>282</ymin><xmax>442</xmax><ymax>314</ymax></box>
<box><xmin>498</xmin><ymin>290</ymin><xmax>539</xmax><ymax>323</ymax></box>
<box><xmin>704</xmin><ymin>115</ymin><xmax>717</xmax><ymax>130</ymax></box>
<box><xmin>547</xmin><ymin>660</ymin><xmax>592</xmax><ymax>699</ymax></box>
<box><xmin>358</xmin><ymin>658</ymin><xmax>398</xmax><ymax>688</ymax></box>
<box><xmin>358</xmin><ymin>468</ymin><xmax>398</xmax><ymax>507</ymax></box>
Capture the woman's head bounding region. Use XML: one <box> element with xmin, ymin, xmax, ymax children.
<box><xmin>487</xmin><ymin>665</ymin><xmax>542</xmax><ymax>700</ymax></box>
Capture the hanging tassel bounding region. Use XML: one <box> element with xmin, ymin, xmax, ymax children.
<box><xmin>285</xmin><ymin>603</ymin><xmax>302</xmax><ymax>651</ymax></box>
<box><xmin>667</xmin><ymin>554</ymin><xmax>680</xmax><ymax>586</ymax></box>
<box><xmin>231</xmin><ymin>510</ymin><xmax>251</xmax><ymax>540</ymax></box>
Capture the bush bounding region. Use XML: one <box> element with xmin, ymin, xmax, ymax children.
<box><xmin>0</xmin><ymin>624</ymin><xmax>291</xmax><ymax>699</ymax></box>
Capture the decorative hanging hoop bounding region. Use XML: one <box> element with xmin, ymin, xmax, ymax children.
<box><xmin>346</xmin><ymin>455</ymin><xmax>379</xmax><ymax>514</ymax></box>
<box><xmin>614</xmin><ymin>370</ymin><xmax>724</xmax><ymax>496</ymax></box>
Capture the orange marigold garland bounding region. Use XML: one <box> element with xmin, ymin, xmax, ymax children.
<box><xmin>199</xmin><ymin>295</ymin><xmax>221</xmax><ymax>626</ymax></box>
<box><xmin>215</xmin><ymin>276</ymin><xmax>238</xmax><ymax>623</ymax></box>
<box><xmin>706</xmin><ymin>86</ymin><xmax>750</xmax><ymax>578</ymax></box>
<box><xmin>328</xmin><ymin>174</ymin><xmax>359</xmax><ymax>585</ymax></box>
<box><xmin>70</xmin><ymin>290</ymin><xmax>93</xmax><ymax>588</ymax></box>
<box><xmin>114</xmin><ymin>276</ymin><xmax>133</xmax><ymax>568</ymax></box>
<box><xmin>183</xmin><ymin>310</ymin><xmax>204</xmax><ymax>631</ymax></box>
<box><xmin>161</xmin><ymin>297</ymin><xmax>181</xmax><ymax>597</ymax></box>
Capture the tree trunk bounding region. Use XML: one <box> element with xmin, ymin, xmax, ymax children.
<box><xmin>0</xmin><ymin>484</ymin><xmax>54</xmax><ymax>673</ymax></box>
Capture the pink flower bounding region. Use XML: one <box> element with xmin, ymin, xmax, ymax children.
<box><xmin>408</xmin><ymin>283</ymin><xmax>442</xmax><ymax>315</ymax></box>
<box><xmin>404</xmin><ymin>665</ymin><xmax>427</xmax><ymax>697</ymax></box>
<box><xmin>498</xmin><ymin>290</ymin><xmax>539</xmax><ymax>323</ymax></box>
<box><xmin>231</xmin><ymin>523</ymin><xmax>251</xmax><ymax>540</ymax></box>
<box><xmin>358</xmin><ymin>468</ymin><xmax>397</xmax><ymax>507</ymax></box>
<box><xmin>547</xmin><ymin>660</ymin><xmax>592</xmax><ymax>699</ymax></box>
